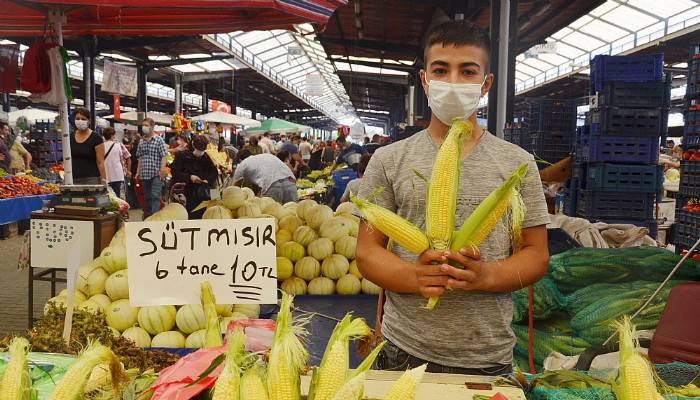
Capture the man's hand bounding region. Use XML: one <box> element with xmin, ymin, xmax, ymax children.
<box><xmin>0</xmin><ymin>154</ymin><xmax>4</xmax><ymax>161</ymax></box>
<box><xmin>440</xmin><ymin>247</ymin><xmax>490</xmax><ymax>291</ymax></box>
<box><xmin>159</xmin><ymin>168</ymin><xmax>168</xmax><ymax>180</ymax></box>
<box><xmin>190</xmin><ymin>175</ymin><xmax>203</xmax><ymax>184</ymax></box>
<box><xmin>414</xmin><ymin>250</ymin><xmax>450</xmax><ymax>299</ymax></box>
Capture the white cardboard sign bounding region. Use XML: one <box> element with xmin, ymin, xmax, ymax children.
<box><xmin>125</xmin><ymin>219</ymin><xmax>277</xmax><ymax>306</ymax></box>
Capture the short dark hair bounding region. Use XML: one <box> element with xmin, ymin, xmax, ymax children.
<box><xmin>0</xmin><ymin>121</ymin><xmax>7</xmax><ymax>130</ymax></box>
<box><xmin>142</xmin><ymin>117</ymin><xmax>155</xmax><ymax>126</ymax></box>
<box><xmin>277</xmin><ymin>150</ymin><xmax>290</xmax><ymax>162</ymax></box>
<box><xmin>336</xmin><ymin>136</ymin><xmax>346</xmax><ymax>144</ymax></box>
<box><xmin>238</xmin><ymin>148</ymin><xmax>252</xmax><ymax>162</ymax></box>
<box><xmin>102</xmin><ymin>127</ymin><xmax>116</xmax><ymax>140</ymax></box>
<box><xmin>423</xmin><ymin>20</ymin><xmax>491</xmax><ymax>71</ymax></box>
<box><xmin>74</xmin><ymin>107</ymin><xmax>91</xmax><ymax>121</ymax></box>
<box><xmin>263</xmin><ymin>132</ymin><xmax>270</xmax><ymax>137</ymax></box>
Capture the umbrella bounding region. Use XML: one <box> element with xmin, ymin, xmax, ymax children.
<box><xmin>245</xmin><ymin>117</ymin><xmax>311</xmax><ymax>135</ymax></box>
<box><xmin>0</xmin><ymin>0</ymin><xmax>347</xmax><ymax>36</ymax></box>
<box><xmin>8</xmin><ymin>107</ymin><xmax>58</xmax><ymax>126</ymax></box>
<box><xmin>190</xmin><ymin>110</ymin><xmax>261</xmax><ymax>127</ymax></box>
<box><xmin>104</xmin><ymin>111</ymin><xmax>173</xmax><ymax>126</ymax></box>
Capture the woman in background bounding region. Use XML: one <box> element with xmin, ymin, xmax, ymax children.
<box><xmin>170</xmin><ymin>135</ymin><xmax>218</xmax><ymax>219</ymax></box>
<box><xmin>70</xmin><ymin>107</ymin><xmax>106</xmax><ymax>184</ymax></box>
<box><xmin>102</xmin><ymin>127</ymin><xmax>131</xmax><ymax>198</ymax></box>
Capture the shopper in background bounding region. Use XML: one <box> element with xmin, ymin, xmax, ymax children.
<box><xmin>340</xmin><ymin>153</ymin><xmax>371</xmax><ymax>203</ymax></box>
<box><xmin>0</xmin><ymin>121</ymin><xmax>12</xmax><ymax>172</ymax></box>
<box><xmin>363</xmin><ymin>137</ymin><xmax>370</xmax><ymax>146</ymax></box>
<box><xmin>102</xmin><ymin>127</ymin><xmax>131</xmax><ymax>198</ymax></box>
<box><xmin>259</xmin><ymin>131</ymin><xmax>276</xmax><ymax>154</ymax></box>
<box><xmin>276</xmin><ymin>134</ymin><xmax>288</xmax><ymax>152</ymax></box>
<box><xmin>70</xmin><ymin>107</ymin><xmax>106</xmax><ymax>185</ymax></box>
<box><xmin>123</xmin><ymin>135</ymin><xmax>140</xmax><ymax>208</ymax></box>
<box><xmin>299</xmin><ymin>136</ymin><xmax>312</xmax><ymax>164</ymax></box>
<box><xmin>308</xmin><ymin>140</ymin><xmax>325</xmax><ymax>170</ymax></box>
<box><xmin>136</xmin><ymin>117</ymin><xmax>168</xmax><ymax>218</ymax></box>
<box><xmin>277</xmin><ymin>150</ymin><xmax>297</xmax><ymax>175</ymax></box>
<box><xmin>243</xmin><ymin>135</ymin><xmax>264</xmax><ymax>155</ymax></box>
<box><xmin>168</xmin><ymin>135</ymin><xmax>188</xmax><ymax>154</ymax></box>
<box><xmin>9</xmin><ymin>134</ymin><xmax>31</xmax><ymax>173</ymax></box>
<box><xmin>233</xmin><ymin>150</ymin><xmax>298</xmax><ymax>203</ymax></box>
<box><xmin>364</xmin><ymin>134</ymin><xmax>383</xmax><ymax>154</ymax></box>
<box><xmin>171</xmin><ymin>135</ymin><xmax>218</xmax><ymax>219</ymax></box>
<box><xmin>332</xmin><ymin>135</ymin><xmax>367</xmax><ymax>171</ymax></box>
<box><xmin>281</xmin><ymin>134</ymin><xmax>307</xmax><ymax>170</ymax></box>
<box><xmin>323</xmin><ymin>140</ymin><xmax>335</xmax><ymax>166</ymax></box>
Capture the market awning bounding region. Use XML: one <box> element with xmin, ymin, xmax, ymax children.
<box><xmin>245</xmin><ymin>117</ymin><xmax>310</xmax><ymax>134</ymax></box>
<box><xmin>7</xmin><ymin>107</ymin><xmax>58</xmax><ymax>126</ymax></box>
<box><xmin>0</xmin><ymin>0</ymin><xmax>347</xmax><ymax>36</ymax></box>
<box><xmin>190</xmin><ymin>110</ymin><xmax>261</xmax><ymax>127</ymax></box>
<box><xmin>105</xmin><ymin>111</ymin><xmax>173</xmax><ymax>126</ymax></box>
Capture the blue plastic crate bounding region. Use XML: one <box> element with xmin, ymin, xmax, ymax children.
<box><xmin>680</xmin><ymin>160</ymin><xmax>700</xmax><ymax>197</ymax></box>
<box><xmin>594</xmin><ymin>80</ymin><xmax>670</xmax><ymax>108</ymax></box>
<box><xmin>578</xmin><ymin>130</ymin><xmax>659</xmax><ymax>164</ymax></box>
<box><xmin>687</xmin><ymin>59</ymin><xmax>700</xmax><ymax>98</ymax></box>
<box><xmin>331</xmin><ymin>168</ymin><xmax>358</xmax><ymax>208</ymax></box>
<box><xmin>590</xmin><ymin>106</ymin><xmax>667</xmax><ymax>137</ymax></box>
<box><xmin>675</xmin><ymin>222</ymin><xmax>699</xmax><ymax>251</ymax></box>
<box><xmin>580</xmin><ymin>163</ymin><xmax>661</xmax><ymax>193</ymax></box>
<box><xmin>590</xmin><ymin>54</ymin><xmax>664</xmax><ymax>93</ymax></box>
<box><xmin>684</xmin><ymin>107</ymin><xmax>700</xmax><ymax>148</ymax></box>
<box><xmin>515</xmin><ymin>98</ymin><xmax>576</xmax><ymax>133</ymax></box>
<box><xmin>564</xmin><ymin>184</ymin><xmax>578</xmax><ymax>217</ymax></box>
<box><xmin>576</xmin><ymin>190</ymin><xmax>655</xmax><ymax>220</ymax></box>
<box><xmin>503</xmin><ymin>127</ymin><xmax>533</xmax><ymax>152</ymax></box>
<box><xmin>531</xmin><ymin>131</ymin><xmax>574</xmax><ymax>164</ymax></box>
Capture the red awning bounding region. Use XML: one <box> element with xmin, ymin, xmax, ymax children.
<box><xmin>0</xmin><ymin>0</ymin><xmax>347</xmax><ymax>36</ymax></box>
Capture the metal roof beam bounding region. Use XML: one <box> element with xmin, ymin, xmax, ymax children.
<box><xmin>182</xmin><ymin>71</ymin><xmax>232</xmax><ymax>82</ymax></box>
<box><xmin>321</xmin><ymin>37</ymin><xmax>421</xmax><ymax>56</ymax></box>
<box><xmin>96</xmin><ymin>36</ymin><xmax>200</xmax><ymax>52</ymax></box>
<box><xmin>146</xmin><ymin>55</ymin><xmax>233</xmax><ymax>68</ymax></box>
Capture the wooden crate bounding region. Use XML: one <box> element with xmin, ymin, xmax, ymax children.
<box><xmin>300</xmin><ymin>370</ymin><xmax>526</xmax><ymax>399</ymax></box>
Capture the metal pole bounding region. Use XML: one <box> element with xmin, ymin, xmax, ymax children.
<box><xmin>50</xmin><ymin>10</ymin><xmax>73</xmax><ymax>185</ymax></box>
<box><xmin>496</xmin><ymin>0</ymin><xmax>510</xmax><ymax>138</ymax></box>
<box><xmin>2</xmin><ymin>93</ymin><xmax>10</xmax><ymax>112</ymax></box>
<box><xmin>506</xmin><ymin>0</ymin><xmax>518</xmax><ymax>126</ymax></box>
<box><xmin>487</xmin><ymin>0</ymin><xmax>501</xmax><ymax>134</ymax></box>
<box><xmin>174</xmin><ymin>74</ymin><xmax>182</xmax><ymax>114</ymax></box>
<box><xmin>137</xmin><ymin>64</ymin><xmax>147</xmax><ymax>113</ymax></box>
<box><xmin>202</xmin><ymin>84</ymin><xmax>209</xmax><ymax>114</ymax></box>
<box><xmin>408</xmin><ymin>85</ymin><xmax>415</xmax><ymax>125</ymax></box>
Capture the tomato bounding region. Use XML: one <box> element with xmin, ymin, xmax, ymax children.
<box><xmin>684</xmin><ymin>150</ymin><xmax>696</xmax><ymax>160</ymax></box>
<box><xmin>692</xmin><ymin>152</ymin><xmax>700</xmax><ymax>161</ymax></box>
<box><xmin>693</xmin><ymin>253</ymin><xmax>700</xmax><ymax>262</ymax></box>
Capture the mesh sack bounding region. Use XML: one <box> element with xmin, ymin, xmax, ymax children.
<box><xmin>512</xmin><ymin>277</ymin><xmax>566</xmax><ymax>323</ymax></box>
<box><xmin>529</xmin><ymin>387</ymin><xmax>615</xmax><ymax>400</ymax></box>
<box><xmin>512</xmin><ymin>323</ymin><xmax>590</xmax><ymax>370</ymax></box>
<box><xmin>655</xmin><ymin>362</ymin><xmax>700</xmax><ymax>387</ymax></box>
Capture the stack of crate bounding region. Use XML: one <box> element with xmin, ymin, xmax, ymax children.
<box><xmin>27</xmin><ymin>121</ymin><xmax>62</xmax><ymax>168</ymax></box>
<box><xmin>570</xmin><ymin>54</ymin><xmax>668</xmax><ymax>237</ymax></box>
<box><xmin>674</xmin><ymin>46</ymin><xmax>700</xmax><ymax>253</ymax></box>
<box><xmin>504</xmin><ymin>98</ymin><xmax>576</xmax><ymax>164</ymax></box>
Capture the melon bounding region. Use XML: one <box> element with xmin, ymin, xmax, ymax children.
<box><xmin>279</xmin><ymin>215</ymin><xmax>303</xmax><ymax>234</ymax></box>
<box><xmin>222</xmin><ymin>186</ymin><xmax>246</xmax><ymax>210</ymax></box>
<box><xmin>336</xmin><ymin>274</ymin><xmax>361</xmax><ymax>295</ymax></box>
<box><xmin>110</xmin><ymin>227</ymin><xmax>125</xmax><ymax>248</ymax></box>
<box><xmin>335</xmin><ymin>202</ymin><xmax>358</xmax><ymax>215</ymax></box>
<box><xmin>280</xmin><ymin>242</ymin><xmax>305</xmax><ymax>262</ymax></box>
<box><xmin>44</xmin><ymin>296</ymin><xmax>66</xmax><ymax>315</ymax></box>
<box><xmin>348</xmin><ymin>260</ymin><xmax>363</xmax><ymax>279</ymax></box>
<box><xmin>122</xmin><ymin>326</ymin><xmax>151</xmax><ymax>348</ymax></box>
<box><xmin>336</xmin><ymin>212</ymin><xmax>360</xmax><ymax>224</ymax></box>
<box><xmin>237</xmin><ymin>202</ymin><xmax>262</xmax><ymax>218</ymax></box>
<box><xmin>185</xmin><ymin>329</ymin><xmax>207</xmax><ymax>348</ymax></box>
<box><xmin>296</xmin><ymin>199</ymin><xmax>318</xmax><ymax>221</ymax></box>
<box><xmin>293</xmin><ymin>226</ymin><xmax>318</xmax><ymax>247</ymax></box>
<box><xmin>151</xmin><ymin>331</ymin><xmax>186</xmax><ymax>348</ymax></box>
<box><xmin>361</xmin><ymin>278</ymin><xmax>381</xmax><ymax>295</ymax></box>
<box><xmin>216</xmin><ymin>304</ymin><xmax>234</xmax><ymax>317</ymax></box>
<box><xmin>276</xmin><ymin>257</ymin><xmax>294</xmax><ymax>281</ymax></box>
<box><xmin>100</xmin><ymin>245</ymin><xmax>127</xmax><ymax>274</ymax></box>
<box><xmin>175</xmin><ymin>304</ymin><xmax>206</xmax><ymax>334</ymax></box>
<box><xmin>58</xmin><ymin>289</ymin><xmax>87</xmax><ymax>303</ymax></box>
<box><xmin>105</xmin><ymin>270</ymin><xmax>129</xmax><ymax>301</ymax></box>
<box><xmin>294</xmin><ymin>257</ymin><xmax>321</xmax><ymax>281</ymax></box>
<box><xmin>263</xmin><ymin>202</ymin><xmax>287</xmax><ymax>221</ymax></box>
<box><xmin>76</xmin><ymin>262</ymin><xmax>109</xmax><ymax>297</ymax></box>
<box><xmin>258</xmin><ymin>197</ymin><xmax>276</xmax><ymax>211</ymax></box>
<box><xmin>307</xmin><ymin>238</ymin><xmax>334</xmax><ymax>261</ymax></box>
<box><xmin>242</xmin><ymin>187</ymin><xmax>255</xmax><ymax>200</ymax></box>
<box><xmin>220</xmin><ymin>313</ymin><xmax>249</xmax><ymax>333</ymax></box>
<box><xmin>319</xmin><ymin>217</ymin><xmax>353</xmax><ymax>241</ymax></box>
<box><xmin>306</xmin><ymin>205</ymin><xmax>334</xmax><ymax>230</ymax></box>
<box><xmin>307</xmin><ymin>277</ymin><xmax>335</xmax><ymax>295</ymax></box>
<box><xmin>203</xmin><ymin>205</ymin><xmax>233</xmax><ymax>219</ymax></box>
<box><xmin>281</xmin><ymin>277</ymin><xmax>307</xmax><ymax>295</ymax></box>
<box><xmin>321</xmin><ymin>254</ymin><xmax>350</xmax><ymax>279</ymax></box>
<box><xmin>137</xmin><ymin>305</ymin><xmax>177</xmax><ymax>335</ymax></box>
<box><xmin>108</xmin><ymin>326</ymin><xmax>121</xmax><ymax>338</ymax></box>
<box><xmin>160</xmin><ymin>203</ymin><xmax>189</xmax><ymax>220</ymax></box>
<box><xmin>106</xmin><ymin>299</ymin><xmax>139</xmax><ymax>332</ymax></box>
<box><xmin>283</xmin><ymin>202</ymin><xmax>299</xmax><ymax>216</ymax></box>
<box><xmin>334</xmin><ymin>236</ymin><xmax>357</xmax><ymax>260</ymax></box>
<box><xmin>89</xmin><ymin>294</ymin><xmax>112</xmax><ymax>311</ymax></box>
<box><xmin>232</xmin><ymin>304</ymin><xmax>260</xmax><ymax>319</ymax></box>
<box><xmin>276</xmin><ymin>229</ymin><xmax>293</xmax><ymax>246</ymax></box>
<box><xmin>78</xmin><ymin>299</ymin><xmax>103</xmax><ymax>314</ymax></box>
<box><xmin>347</xmin><ymin>220</ymin><xmax>359</xmax><ymax>237</ymax></box>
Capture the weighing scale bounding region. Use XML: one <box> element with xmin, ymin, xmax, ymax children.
<box><xmin>49</xmin><ymin>185</ymin><xmax>111</xmax><ymax>214</ymax></box>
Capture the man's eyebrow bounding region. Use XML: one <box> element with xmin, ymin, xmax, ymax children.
<box><xmin>428</xmin><ymin>60</ymin><xmax>481</xmax><ymax>69</ymax></box>
<box><xmin>429</xmin><ymin>60</ymin><xmax>449</xmax><ymax>67</ymax></box>
<box><xmin>459</xmin><ymin>62</ymin><xmax>481</xmax><ymax>69</ymax></box>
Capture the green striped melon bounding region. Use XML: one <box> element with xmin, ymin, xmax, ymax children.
<box><xmin>233</xmin><ymin>304</ymin><xmax>260</xmax><ymax>319</ymax></box>
<box><xmin>319</xmin><ymin>217</ymin><xmax>353</xmax><ymax>241</ymax></box>
<box><xmin>276</xmin><ymin>229</ymin><xmax>293</xmax><ymax>246</ymax></box>
<box><xmin>151</xmin><ymin>331</ymin><xmax>186</xmax><ymax>348</ymax></box>
<box><xmin>78</xmin><ymin>299</ymin><xmax>103</xmax><ymax>314</ymax></box>
<box><xmin>334</xmin><ymin>236</ymin><xmax>357</xmax><ymax>260</ymax></box>
<box><xmin>280</xmin><ymin>241</ymin><xmax>305</xmax><ymax>262</ymax></box>
<box><xmin>279</xmin><ymin>215</ymin><xmax>304</xmax><ymax>233</ymax></box>
<box><xmin>105</xmin><ymin>270</ymin><xmax>129</xmax><ymax>301</ymax></box>
<box><xmin>308</xmin><ymin>277</ymin><xmax>335</xmax><ymax>295</ymax></box>
<box><xmin>76</xmin><ymin>263</ymin><xmax>109</xmax><ymax>297</ymax></box>
<box><xmin>281</xmin><ymin>277</ymin><xmax>307</xmax><ymax>295</ymax></box>
<box><xmin>122</xmin><ymin>326</ymin><xmax>151</xmax><ymax>348</ymax></box>
<box><xmin>58</xmin><ymin>289</ymin><xmax>87</xmax><ymax>303</ymax></box>
<box><xmin>89</xmin><ymin>294</ymin><xmax>112</xmax><ymax>311</ymax></box>
<box><xmin>294</xmin><ymin>257</ymin><xmax>321</xmax><ymax>281</ymax></box>
<box><xmin>306</xmin><ymin>205</ymin><xmax>334</xmax><ymax>229</ymax></box>
<box><xmin>138</xmin><ymin>305</ymin><xmax>177</xmax><ymax>335</ymax></box>
<box><xmin>293</xmin><ymin>226</ymin><xmax>318</xmax><ymax>247</ymax></box>
<box><xmin>307</xmin><ymin>238</ymin><xmax>334</xmax><ymax>261</ymax></box>
<box><xmin>277</xmin><ymin>257</ymin><xmax>294</xmax><ymax>281</ymax></box>
<box><xmin>237</xmin><ymin>202</ymin><xmax>262</xmax><ymax>218</ymax></box>
<box><xmin>349</xmin><ymin>260</ymin><xmax>363</xmax><ymax>279</ymax></box>
<box><xmin>336</xmin><ymin>274</ymin><xmax>361</xmax><ymax>295</ymax></box>
<box><xmin>222</xmin><ymin>186</ymin><xmax>246</xmax><ymax>210</ymax></box>
<box><xmin>175</xmin><ymin>304</ymin><xmax>206</xmax><ymax>334</ymax></box>
<box><xmin>203</xmin><ymin>205</ymin><xmax>233</xmax><ymax>219</ymax></box>
<box><xmin>185</xmin><ymin>329</ymin><xmax>207</xmax><ymax>348</ymax></box>
<box><xmin>361</xmin><ymin>278</ymin><xmax>381</xmax><ymax>295</ymax></box>
<box><xmin>296</xmin><ymin>199</ymin><xmax>318</xmax><ymax>221</ymax></box>
<box><xmin>322</xmin><ymin>254</ymin><xmax>350</xmax><ymax>279</ymax></box>
<box><xmin>100</xmin><ymin>245</ymin><xmax>127</xmax><ymax>274</ymax></box>
<box><xmin>106</xmin><ymin>299</ymin><xmax>139</xmax><ymax>332</ymax></box>
<box><xmin>335</xmin><ymin>202</ymin><xmax>358</xmax><ymax>215</ymax></box>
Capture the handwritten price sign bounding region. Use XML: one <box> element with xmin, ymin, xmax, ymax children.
<box><xmin>125</xmin><ymin>219</ymin><xmax>277</xmax><ymax>306</ymax></box>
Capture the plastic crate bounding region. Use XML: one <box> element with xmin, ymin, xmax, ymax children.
<box><xmin>331</xmin><ymin>168</ymin><xmax>358</xmax><ymax>208</ymax></box>
<box><xmin>675</xmin><ymin>222</ymin><xmax>699</xmax><ymax>251</ymax></box>
<box><xmin>590</xmin><ymin>54</ymin><xmax>664</xmax><ymax>93</ymax></box>
<box><xmin>576</xmin><ymin>190</ymin><xmax>656</xmax><ymax>220</ymax></box>
<box><xmin>687</xmin><ymin>59</ymin><xmax>700</xmax><ymax>98</ymax></box>
<box><xmin>580</xmin><ymin>163</ymin><xmax>661</xmax><ymax>193</ymax></box>
<box><xmin>532</xmin><ymin>132</ymin><xmax>574</xmax><ymax>164</ymax></box>
<box><xmin>578</xmin><ymin>131</ymin><xmax>660</xmax><ymax>164</ymax></box>
<box><xmin>515</xmin><ymin>98</ymin><xmax>576</xmax><ymax>133</ymax></box>
<box><xmin>593</xmin><ymin>80</ymin><xmax>671</xmax><ymax>108</ymax></box>
<box><xmin>590</xmin><ymin>106</ymin><xmax>667</xmax><ymax>137</ymax></box>
<box><xmin>684</xmin><ymin>107</ymin><xmax>700</xmax><ymax>148</ymax></box>
<box><xmin>564</xmin><ymin>183</ymin><xmax>578</xmax><ymax>217</ymax></box>
<box><xmin>503</xmin><ymin>127</ymin><xmax>533</xmax><ymax>151</ymax></box>
<box><xmin>680</xmin><ymin>160</ymin><xmax>700</xmax><ymax>197</ymax></box>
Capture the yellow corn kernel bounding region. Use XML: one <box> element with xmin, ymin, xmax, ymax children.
<box><xmin>212</xmin><ymin>327</ymin><xmax>246</xmax><ymax>400</ymax></box>
<box><xmin>329</xmin><ymin>371</ymin><xmax>366</xmax><ymax>400</ymax></box>
<box><xmin>351</xmin><ymin>195</ymin><xmax>429</xmax><ymax>254</ymax></box>
<box><xmin>240</xmin><ymin>365</ymin><xmax>269</xmax><ymax>400</ymax></box>
<box><xmin>425</xmin><ymin>119</ymin><xmax>472</xmax><ymax>251</ymax></box>
<box><xmin>267</xmin><ymin>293</ymin><xmax>307</xmax><ymax>400</ymax></box>
<box><xmin>612</xmin><ymin>317</ymin><xmax>663</xmax><ymax>400</ymax></box>
<box><xmin>383</xmin><ymin>364</ymin><xmax>427</xmax><ymax>400</ymax></box>
<box><xmin>201</xmin><ymin>281</ymin><xmax>223</xmax><ymax>348</ymax></box>
<box><xmin>0</xmin><ymin>337</ymin><xmax>31</xmax><ymax>400</ymax></box>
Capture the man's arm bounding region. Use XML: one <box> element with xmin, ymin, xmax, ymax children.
<box><xmin>292</xmin><ymin>152</ymin><xmax>306</xmax><ymax>167</ymax></box>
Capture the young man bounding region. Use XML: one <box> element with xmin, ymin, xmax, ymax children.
<box><xmin>260</xmin><ymin>131</ymin><xmax>276</xmax><ymax>154</ymax></box>
<box><xmin>135</xmin><ymin>118</ymin><xmax>168</xmax><ymax>218</ymax></box>
<box><xmin>233</xmin><ymin>149</ymin><xmax>298</xmax><ymax>204</ymax></box>
<box><xmin>299</xmin><ymin>136</ymin><xmax>313</xmax><ymax>163</ymax></box>
<box><xmin>280</xmin><ymin>135</ymin><xmax>307</xmax><ymax>170</ymax></box>
<box><xmin>356</xmin><ymin>20</ymin><xmax>550</xmax><ymax>375</ymax></box>
<box><xmin>332</xmin><ymin>136</ymin><xmax>366</xmax><ymax>171</ymax></box>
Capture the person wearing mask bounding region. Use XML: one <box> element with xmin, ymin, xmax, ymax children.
<box><xmin>277</xmin><ymin>150</ymin><xmax>297</xmax><ymax>175</ymax></box>
<box><xmin>168</xmin><ymin>135</ymin><xmax>188</xmax><ymax>154</ymax></box>
<box><xmin>364</xmin><ymin>134</ymin><xmax>383</xmax><ymax>154</ymax></box>
<box><xmin>331</xmin><ymin>136</ymin><xmax>367</xmax><ymax>171</ymax></box>
<box><xmin>102</xmin><ymin>127</ymin><xmax>131</xmax><ymax>198</ymax></box>
<box><xmin>243</xmin><ymin>135</ymin><xmax>264</xmax><ymax>155</ymax></box>
<box><xmin>135</xmin><ymin>118</ymin><xmax>168</xmax><ymax>218</ymax></box>
<box><xmin>0</xmin><ymin>121</ymin><xmax>12</xmax><ymax>172</ymax></box>
<box><xmin>233</xmin><ymin>149</ymin><xmax>298</xmax><ymax>203</ymax></box>
<box><xmin>299</xmin><ymin>136</ymin><xmax>312</xmax><ymax>163</ymax></box>
<box><xmin>356</xmin><ymin>20</ymin><xmax>549</xmax><ymax>375</ymax></box>
<box><xmin>70</xmin><ymin>108</ymin><xmax>106</xmax><ymax>185</ymax></box>
<box><xmin>171</xmin><ymin>135</ymin><xmax>218</xmax><ymax>219</ymax></box>
<box><xmin>340</xmin><ymin>153</ymin><xmax>371</xmax><ymax>203</ymax></box>
<box><xmin>276</xmin><ymin>134</ymin><xmax>288</xmax><ymax>152</ymax></box>
<box><xmin>259</xmin><ymin>131</ymin><xmax>276</xmax><ymax>154</ymax></box>
<box><xmin>281</xmin><ymin>135</ymin><xmax>306</xmax><ymax>170</ymax></box>
<box><xmin>308</xmin><ymin>140</ymin><xmax>325</xmax><ymax>170</ymax></box>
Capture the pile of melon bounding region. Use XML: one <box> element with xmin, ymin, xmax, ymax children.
<box><xmin>44</xmin><ymin>203</ymin><xmax>261</xmax><ymax>349</ymax></box>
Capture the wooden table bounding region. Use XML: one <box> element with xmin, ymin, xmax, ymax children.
<box><xmin>27</xmin><ymin>211</ymin><xmax>120</xmax><ymax>327</ymax></box>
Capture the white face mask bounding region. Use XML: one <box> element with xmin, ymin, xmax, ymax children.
<box><xmin>427</xmin><ymin>77</ymin><xmax>487</xmax><ymax>125</ymax></box>
<box><xmin>193</xmin><ymin>149</ymin><xmax>205</xmax><ymax>157</ymax></box>
<box><xmin>75</xmin><ymin>120</ymin><xmax>89</xmax><ymax>130</ymax></box>
<box><xmin>142</xmin><ymin>126</ymin><xmax>151</xmax><ymax>135</ymax></box>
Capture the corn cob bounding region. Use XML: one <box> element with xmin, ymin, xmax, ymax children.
<box><xmin>425</xmin><ymin>161</ymin><xmax>528</xmax><ymax>309</ymax></box>
<box><xmin>48</xmin><ymin>341</ymin><xmax>127</xmax><ymax>400</ymax></box>
<box><xmin>351</xmin><ymin>195</ymin><xmax>429</xmax><ymax>254</ymax></box>
<box><xmin>310</xmin><ymin>315</ymin><xmax>371</xmax><ymax>400</ymax></box>
<box><xmin>383</xmin><ymin>364</ymin><xmax>427</xmax><ymax>400</ymax></box>
<box><xmin>212</xmin><ymin>327</ymin><xmax>247</xmax><ymax>400</ymax></box>
<box><xmin>240</xmin><ymin>364</ymin><xmax>269</xmax><ymax>400</ymax></box>
<box><xmin>201</xmin><ymin>281</ymin><xmax>223</xmax><ymax>348</ymax></box>
<box><xmin>267</xmin><ymin>293</ymin><xmax>308</xmax><ymax>400</ymax></box>
<box><xmin>612</xmin><ymin>316</ymin><xmax>663</xmax><ymax>400</ymax></box>
<box><xmin>0</xmin><ymin>337</ymin><xmax>32</xmax><ymax>400</ymax></box>
<box><xmin>425</xmin><ymin>119</ymin><xmax>472</xmax><ymax>252</ymax></box>
<box><xmin>329</xmin><ymin>371</ymin><xmax>366</xmax><ymax>400</ymax></box>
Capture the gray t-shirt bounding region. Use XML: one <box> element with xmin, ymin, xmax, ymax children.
<box><xmin>358</xmin><ymin>129</ymin><xmax>550</xmax><ymax>368</ymax></box>
<box><xmin>233</xmin><ymin>154</ymin><xmax>294</xmax><ymax>193</ymax></box>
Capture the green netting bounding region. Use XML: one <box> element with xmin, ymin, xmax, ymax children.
<box><xmin>513</xmin><ymin>277</ymin><xmax>566</xmax><ymax>323</ymax></box>
<box><xmin>529</xmin><ymin>387</ymin><xmax>615</xmax><ymax>400</ymax></box>
<box><xmin>657</xmin><ymin>362</ymin><xmax>700</xmax><ymax>387</ymax></box>
<box><xmin>512</xmin><ymin>323</ymin><xmax>590</xmax><ymax>370</ymax></box>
